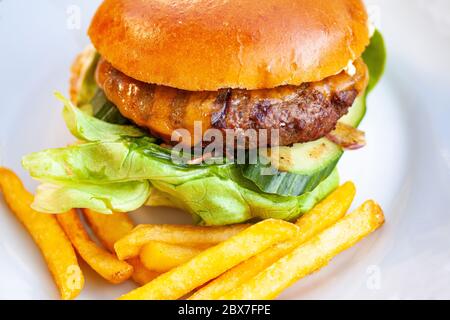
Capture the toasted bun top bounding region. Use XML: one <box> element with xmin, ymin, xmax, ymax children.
<box><xmin>89</xmin><ymin>0</ymin><xmax>369</xmax><ymax>91</ymax></box>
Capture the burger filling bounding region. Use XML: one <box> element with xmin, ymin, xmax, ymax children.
<box><xmin>95</xmin><ymin>58</ymin><xmax>368</xmax><ymax>147</ymax></box>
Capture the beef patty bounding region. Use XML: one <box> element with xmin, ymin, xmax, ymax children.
<box><xmin>95</xmin><ymin>58</ymin><xmax>368</xmax><ymax>146</ymax></box>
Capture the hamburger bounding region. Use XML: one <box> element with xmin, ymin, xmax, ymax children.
<box><xmin>22</xmin><ymin>0</ymin><xmax>386</xmax><ymax>225</ymax></box>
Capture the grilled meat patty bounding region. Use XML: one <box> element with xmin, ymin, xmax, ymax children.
<box><xmin>96</xmin><ymin>58</ymin><xmax>368</xmax><ymax>146</ymax></box>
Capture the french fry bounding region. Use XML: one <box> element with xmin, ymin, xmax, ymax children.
<box><xmin>140</xmin><ymin>241</ymin><xmax>205</xmax><ymax>272</ymax></box>
<box><xmin>114</xmin><ymin>223</ymin><xmax>249</xmax><ymax>260</ymax></box>
<box><xmin>0</xmin><ymin>167</ymin><xmax>84</xmax><ymax>300</ymax></box>
<box><xmin>83</xmin><ymin>209</ymin><xmax>134</xmax><ymax>252</ymax></box>
<box><xmin>82</xmin><ymin>209</ymin><xmax>159</xmax><ymax>285</ymax></box>
<box><xmin>127</xmin><ymin>257</ymin><xmax>160</xmax><ymax>285</ymax></box>
<box><xmin>119</xmin><ymin>219</ymin><xmax>299</xmax><ymax>300</ymax></box>
<box><xmin>189</xmin><ymin>181</ymin><xmax>356</xmax><ymax>299</ymax></box>
<box><xmin>57</xmin><ymin>210</ymin><xmax>133</xmax><ymax>284</ymax></box>
<box><xmin>220</xmin><ymin>200</ymin><xmax>385</xmax><ymax>300</ymax></box>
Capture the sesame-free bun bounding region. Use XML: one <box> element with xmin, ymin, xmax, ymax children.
<box><xmin>88</xmin><ymin>0</ymin><xmax>369</xmax><ymax>91</ymax></box>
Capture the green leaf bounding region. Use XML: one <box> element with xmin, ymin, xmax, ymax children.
<box><xmin>363</xmin><ymin>30</ymin><xmax>387</xmax><ymax>93</ymax></box>
<box><xmin>89</xmin><ymin>89</ymin><xmax>131</xmax><ymax>125</ymax></box>
<box><xmin>76</xmin><ymin>50</ymin><xmax>100</xmax><ymax>107</ymax></box>
<box><xmin>22</xmin><ymin>127</ymin><xmax>338</xmax><ymax>224</ymax></box>
<box><xmin>74</xmin><ymin>48</ymin><xmax>131</xmax><ymax>124</ymax></box>
<box><xmin>32</xmin><ymin>180</ymin><xmax>151</xmax><ymax>214</ymax></box>
<box><xmin>148</xmin><ymin>169</ymin><xmax>339</xmax><ymax>226</ymax></box>
<box><xmin>57</xmin><ymin>92</ymin><xmax>147</xmax><ymax>142</ymax></box>
<box><xmin>22</xmin><ymin>138</ymin><xmax>212</xmax><ymax>185</ymax></box>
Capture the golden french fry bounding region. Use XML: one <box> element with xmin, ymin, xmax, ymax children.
<box><xmin>189</xmin><ymin>181</ymin><xmax>356</xmax><ymax>300</ymax></box>
<box><xmin>127</xmin><ymin>257</ymin><xmax>161</xmax><ymax>285</ymax></box>
<box><xmin>119</xmin><ymin>219</ymin><xmax>299</xmax><ymax>300</ymax></box>
<box><xmin>57</xmin><ymin>210</ymin><xmax>134</xmax><ymax>284</ymax></box>
<box><xmin>114</xmin><ymin>223</ymin><xmax>249</xmax><ymax>260</ymax></box>
<box><xmin>221</xmin><ymin>200</ymin><xmax>385</xmax><ymax>300</ymax></box>
<box><xmin>0</xmin><ymin>167</ymin><xmax>84</xmax><ymax>300</ymax></box>
<box><xmin>83</xmin><ymin>209</ymin><xmax>134</xmax><ymax>252</ymax></box>
<box><xmin>140</xmin><ymin>241</ymin><xmax>205</xmax><ymax>273</ymax></box>
<box><xmin>82</xmin><ymin>209</ymin><xmax>159</xmax><ymax>285</ymax></box>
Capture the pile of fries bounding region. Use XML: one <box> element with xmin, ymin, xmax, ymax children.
<box><xmin>0</xmin><ymin>167</ymin><xmax>384</xmax><ymax>300</ymax></box>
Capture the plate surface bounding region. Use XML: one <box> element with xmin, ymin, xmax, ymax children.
<box><xmin>0</xmin><ymin>0</ymin><xmax>449</xmax><ymax>299</ymax></box>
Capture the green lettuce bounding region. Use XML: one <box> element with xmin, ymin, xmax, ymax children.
<box><xmin>59</xmin><ymin>93</ymin><xmax>145</xmax><ymax>142</ymax></box>
<box><xmin>363</xmin><ymin>30</ymin><xmax>387</xmax><ymax>93</ymax></box>
<box><xmin>23</xmin><ymin>138</ymin><xmax>215</xmax><ymax>185</ymax></box>
<box><xmin>149</xmin><ymin>169</ymin><xmax>339</xmax><ymax>225</ymax></box>
<box><xmin>75</xmin><ymin>50</ymin><xmax>100</xmax><ymax>107</ymax></box>
<box><xmin>22</xmin><ymin>31</ymin><xmax>386</xmax><ymax>225</ymax></box>
<box><xmin>32</xmin><ymin>180</ymin><xmax>151</xmax><ymax>214</ymax></box>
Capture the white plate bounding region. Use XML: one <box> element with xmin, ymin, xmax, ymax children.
<box><xmin>0</xmin><ymin>0</ymin><xmax>449</xmax><ymax>300</ymax></box>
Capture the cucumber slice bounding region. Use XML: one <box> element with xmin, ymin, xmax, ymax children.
<box><xmin>271</xmin><ymin>138</ymin><xmax>342</xmax><ymax>174</ymax></box>
<box><xmin>242</xmin><ymin>138</ymin><xmax>343</xmax><ymax>196</ymax></box>
<box><xmin>339</xmin><ymin>94</ymin><xmax>366</xmax><ymax>128</ymax></box>
<box><xmin>242</xmin><ymin>86</ymin><xmax>368</xmax><ymax>197</ymax></box>
<box><xmin>241</xmin><ymin>95</ymin><xmax>364</xmax><ymax>197</ymax></box>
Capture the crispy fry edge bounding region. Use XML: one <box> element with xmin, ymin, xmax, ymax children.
<box><xmin>57</xmin><ymin>210</ymin><xmax>134</xmax><ymax>284</ymax></box>
<box><xmin>82</xmin><ymin>209</ymin><xmax>160</xmax><ymax>285</ymax></box>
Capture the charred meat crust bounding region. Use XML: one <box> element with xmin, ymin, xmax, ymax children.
<box><xmin>212</xmin><ymin>85</ymin><xmax>358</xmax><ymax>146</ymax></box>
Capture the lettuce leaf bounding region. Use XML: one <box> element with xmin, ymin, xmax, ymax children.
<box><xmin>147</xmin><ymin>169</ymin><xmax>338</xmax><ymax>225</ymax></box>
<box><xmin>58</xmin><ymin>92</ymin><xmax>146</xmax><ymax>142</ymax></box>
<box><xmin>363</xmin><ymin>30</ymin><xmax>387</xmax><ymax>93</ymax></box>
<box><xmin>89</xmin><ymin>89</ymin><xmax>131</xmax><ymax>124</ymax></box>
<box><xmin>75</xmin><ymin>49</ymin><xmax>100</xmax><ymax>107</ymax></box>
<box><xmin>22</xmin><ymin>31</ymin><xmax>386</xmax><ymax>225</ymax></box>
<box><xmin>23</xmin><ymin>138</ymin><xmax>214</xmax><ymax>185</ymax></box>
<box><xmin>32</xmin><ymin>180</ymin><xmax>151</xmax><ymax>214</ymax></box>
